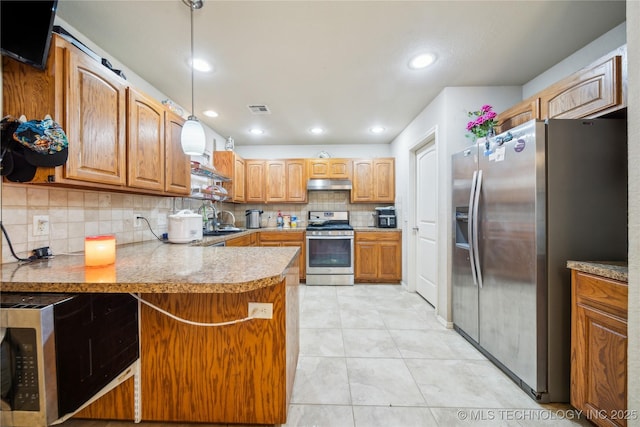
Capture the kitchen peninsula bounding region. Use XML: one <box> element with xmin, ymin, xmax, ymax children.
<box><xmin>1</xmin><ymin>241</ymin><xmax>300</xmax><ymax>425</ymax></box>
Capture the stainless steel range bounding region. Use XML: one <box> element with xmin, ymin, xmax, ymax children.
<box><xmin>306</xmin><ymin>211</ymin><xmax>354</xmax><ymax>285</ymax></box>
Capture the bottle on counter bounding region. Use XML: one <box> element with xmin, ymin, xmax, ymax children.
<box><xmin>276</xmin><ymin>210</ymin><xmax>283</xmax><ymax>228</ymax></box>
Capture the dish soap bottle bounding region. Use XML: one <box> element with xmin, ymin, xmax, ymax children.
<box><xmin>276</xmin><ymin>210</ymin><xmax>283</xmax><ymax>228</ymax></box>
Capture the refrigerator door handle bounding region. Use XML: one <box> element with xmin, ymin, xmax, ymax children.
<box><xmin>468</xmin><ymin>170</ymin><xmax>478</xmax><ymax>286</ymax></box>
<box><xmin>472</xmin><ymin>169</ymin><xmax>483</xmax><ymax>288</ymax></box>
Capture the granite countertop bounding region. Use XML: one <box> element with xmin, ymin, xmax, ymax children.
<box><xmin>1</xmin><ymin>240</ymin><xmax>300</xmax><ymax>294</ymax></box>
<box><xmin>566</xmin><ymin>260</ymin><xmax>628</xmax><ymax>282</ymax></box>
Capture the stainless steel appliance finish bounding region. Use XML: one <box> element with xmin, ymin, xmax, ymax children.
<box><xmin>0</xmin><ymin>293</ymin><xmax>140</xmax><ymax>427</ymax></box>
<box><xmin>306</xmin><ymin>179</ymin><xmax>352</xmax><ymax>191</ymax></box>
<box><xmin>306</xmin><ymin>211</ymin><xmax>354</xmax><ymax>285</ymax></box>
<box><xmin>0</xmin><ymin>294</ymin><xmax>72</xmax><ymax>427</ymax></box>
<box><xmin>451</xmin><ymin>119</ymin><xmax>627</xmax><ymax>403</ymax></box>
<box><xmin>245</xmin><ymin>209</ymin><xmax>263</xmax><ymax>229</ymax></box>
<box><xmin>374</xmin><ymin>206</ymin><xmax>397</xmax><ymax>228</ymax></box>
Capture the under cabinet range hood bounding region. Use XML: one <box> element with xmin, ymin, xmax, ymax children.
<box><xmin>307</xmin><ymin>179</ymin><xmax>352</xmax><ymax>191</ymax></box>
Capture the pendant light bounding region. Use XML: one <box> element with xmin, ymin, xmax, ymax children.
<box><xmin>180</xmin><ymin>0</ymin><xmax>206</xmax><ymax>156</ymax></box>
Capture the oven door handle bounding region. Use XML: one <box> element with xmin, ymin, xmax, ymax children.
<box><xmin>306</xmin><ymin>236</ymin><xmax>354</xmax><ymax>240</ymax></box>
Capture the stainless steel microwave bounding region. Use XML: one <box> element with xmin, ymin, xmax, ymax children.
<box><xmin>1</xmin><ymin>293</ymin><xmax>139</xmax><ymax>427</ymax></box>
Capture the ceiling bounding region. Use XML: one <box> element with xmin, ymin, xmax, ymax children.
<box><xmin>56</xmin><ymin>1</ymin><xmax>626</xmax><ymax>147</ymax></box>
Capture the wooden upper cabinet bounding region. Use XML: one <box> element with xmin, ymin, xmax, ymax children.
<box><xmin>214</xmin><ymin>151</ymin><xmax>246</xmax><ymax>202</ymax></box>
<box><xmin>245</xmin><ymin>160</ymin><xmax>266</xmax><ymax>202</ymax></box>
<box><xmin>64</xmin><ymin>44</ymin><xmax>129</xmax><ymax>186</ymax></box>
<box><xmin>2</xmin><ymin>35</ymin><xmax>128</xmax><ymax>186</ymax></box>
<box><xmin>127</xmin><ymin>88</ymin><xmax>165</xmax><ymax>191</ymax></box>
<box><xmin>265</xmin><ymin>159</ymin><xmax>307</xmax><ymax>203</ymax></box>
<box><xmin>164</xmin><ymin>111</ymin><xmax>190</xmax><ymax>195</ymax></box>
<box><xmin>497</xmin><ymin>46</ymin><xmax>627</xmax><ymax>133</ymax></box>
<box><xmin>495</xmin><ymin>98</ymin><xmax>540</xmax><ymax>134</ymax></box>
<box><xmin>540</xmin><ymin>50</ymin><xmax>624</xmax><ymax>119</ymax></box>
<box><xmin>351</xmin><ymin>158</ymin><xmax>395</xmax><ymax>203</ymax></box>
<box><xmin>307</xmin><ymin>158</ymin><xmax>352</xmax><ymax>179</ymax></box>
<box><xmin>266</xmin><ymin>160</ymin><xmax>287</xmax><ymax>202</ymax></box>
<box><xmin>286</xmin><ymin>159</ymin><xmax>307</xmax><ymax>202</ymax></box>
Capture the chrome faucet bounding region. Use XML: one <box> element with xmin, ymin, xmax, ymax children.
<box><xmin>199</xmin><ymin>201</ymin><xmax>219</xmax><ymax>231</ymax></box>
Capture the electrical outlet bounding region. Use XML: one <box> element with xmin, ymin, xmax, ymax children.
<box><xmin>134</xmin><ymin>213</ymin><xmax>142</xmax><ymax>228</ymax></box>
<box><xmin>248</xmin><ymin>302</ymin><xmax>273</xmax><ymax>319</ymax></box>
<box><xmin>33</xmin><ymin>215</ymin><xmax>50</xmax><ymax>236</ymax></box>
<box><xmin>157</xmin><ymin>214</ymin><xmax>167</xmax><ymax>227</ymax></box>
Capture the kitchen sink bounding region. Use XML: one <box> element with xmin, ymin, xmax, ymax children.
<box><xmin>202</xmin><ymin>228</ymin><xmax>245</xmax><ymax>236</ymax></box>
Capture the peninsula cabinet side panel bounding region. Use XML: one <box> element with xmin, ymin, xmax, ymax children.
<box><xmin>140</xmin><ymin>282</ymin><xmax>290</xmax><ymax>424</ymax></box>
<box><xmin>73</xmin><ymin>378</ymin><xmax>135</xmax><ymax>420</ymax></box>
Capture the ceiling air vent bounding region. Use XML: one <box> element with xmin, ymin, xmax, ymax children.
<box><xmin>248</xmin><ymin>104</ymin><xmax>271</xmax><ymax>115</ymax></box>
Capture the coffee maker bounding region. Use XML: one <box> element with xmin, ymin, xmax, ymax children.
<box><xmin>374</xmin><ymin>206</ymin><xmax>397</xmax><ymax>228</ymax></box>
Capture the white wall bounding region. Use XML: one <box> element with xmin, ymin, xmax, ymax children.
<box><xmin>524</xmin><ymin>22</ymin><xmax>627</xmax><ymax>98</ymax></box>
<box><xmin>390</xmin><ymin>86</ymin><xmax>521</xmax><ymax>322</ymax></box>
<box><xmin>626</xmin><ymin>0</ymin><xmax>639</xmax><ymax>420</ymax></box>
<box><xmin>232</xmin><ymin>144</ymin><xmax>390</xmax><ymax>159</ymax></box>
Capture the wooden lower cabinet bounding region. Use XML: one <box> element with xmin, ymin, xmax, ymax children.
<box><xmin>75</xmin><ymin>266</ymin><xmax>300</xmax><ymax>424</ymax></box>
<box><xmin>225</xmin><ymin>232</ymin><xmax>257</xmax><ymax>247</ymax></box>
<box><xmin>260</xmin><ymin>231</ymin><xmax>305</xmax><ymax>280</ymax></box>
<box><xmin>571</xmin><ymin>269</ymin><xmax>628</xmax><ymax>427</ymax></box>
<box><xmin>355</xmin><ymin>231</ymin><xmax>401</xmax><ymax>283</ymax></box>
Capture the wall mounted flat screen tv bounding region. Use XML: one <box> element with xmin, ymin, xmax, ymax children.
<box><xmin>1</xmin><ymin>0</ymin><xmax>58</xmax><ymax>70</ymax></box>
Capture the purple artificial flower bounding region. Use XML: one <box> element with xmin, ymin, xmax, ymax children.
<box><xmin>481</xmin><ymin>104</ymin><xmax>493</xmax><ymax>113</ymax></box>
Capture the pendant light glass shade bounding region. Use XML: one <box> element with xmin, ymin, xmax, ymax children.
<box><xmin>181</xmin><ymin>115</ymin><xmax>206</xmax><ymax>155</ymax></box>
<box><xmin>180</xmin><ymin>0</ymin><xmax>205</xmax><ymax>156</ymax></box>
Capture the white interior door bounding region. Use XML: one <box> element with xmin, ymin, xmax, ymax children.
<box><xmin>415</xmin><ymin>143</ymin><xmax>438</xmax><ymax>305</ymax></box>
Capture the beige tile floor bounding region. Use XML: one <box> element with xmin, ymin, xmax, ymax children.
<box><xmin>61</xmin><ymin>284</ymin><xmax>590</xmax><ymax>427</ymax></box>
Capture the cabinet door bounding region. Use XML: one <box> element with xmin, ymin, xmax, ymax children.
<box><xmin>127</xmin><ymin>88</ymin><xmax>165</xmax><ymax>191</ymax></box>
<box><xmin>65</xmin><ymin>47</ymin><xmax>127</xmax><ymax>186</ymax></box>
<box><xmin>234</xmin><ymin>156</ymin><xmax>246</xmax><ymax>202</ymax></box>
<box><xmin>571</xmin><ymin>271</ymin><xmax>628</xmax><ymax>427</ymax></box>
<box><xmin>355</xmin><ymin>242</ymin><xmax>378</xmax><ymax>280</ymax></box>
<box><xmin>266</xmin><ymin>160</ymin><xmax>287</xmax><ymax>202</ymax></box>
<box><xmin>351</xmin><ymin>159</ymin><xmax>374</xmax><ymax>202</ymax></box>
<box><xmin>307</xmin><ymin>159</ymin><xmax>330</xmax><ymax>178</ymax></box>
<box><xmin>245</xmin><ymin>160</ymin><xmax>265</xmax><ymax>202</ymax></box>
<box><xmin>373</xmin><ymin>158</ymin><xmax>395</xmax><ymax>202</ymax></box>
<box><xmin>496</xmin><ymin>98</ymin><xmax>540</xmax><ymax>134</ymax></box>
<box><xmin>214</xmin><ymin>151</ymin><xmax>246</xmax><ymax>203</ymax></box>
<box><xmin>282</xmin><ymin>241</ymin><xmax>305</xmax><ymax>280</ymax></box>
<box><xmin>378</xmin><ymin>241</ymin><xmax>401</xmax><ymax>281</ymax></box>
<box><xmin>286</xmin><ymin>159</ymin><xmax>307</xmax><ymax>202</ymax></box>
<box><xmin>164</xmin><ymin>111</ymin><xmax>190</xmax><ymax>195</ymax></box>
<box><xmin>307</xmin><ymin>158</ymin><xmax>351</xmax><ymax>179</ymax></box>
<box><xmin>328</xmin><ymin>159</ymin><xmax>352</xmax><ymax>179</ymax></box>
<box><xmin>540</xmin><ymin>54</ymin><xmax>623</xmax><ymax>119</ymax></box>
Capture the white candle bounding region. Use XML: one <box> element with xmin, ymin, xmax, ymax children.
<box><xmin>85</xmin><ymin>235</ymin><xmax>116</xmax><ymax>267</ymax></box>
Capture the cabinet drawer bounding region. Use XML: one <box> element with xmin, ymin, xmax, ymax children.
<box><xmin>259</xmin><ymin>231</ymin><xmax>305</xmax><ymax>243</ymax></box>
<box><xmin>355</xmin><ymin>231</ymin><xmax>400</xmax><ymax>242</ymax></box>
<box><xmin>574</xmin><ymin>271</ymin><xmax>627</xmax><ymax>319</ymax></box>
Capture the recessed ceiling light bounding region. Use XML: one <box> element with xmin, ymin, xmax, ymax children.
<box><xmin>203</xmin><ymin>110</ymin><xmax>219</xmax><ymax>118</ymax></box>
<box><xmin>310</xmin><ymin>127</ymin><xmax>324</xmax><ymax>135</ymax></box>
<box><xmin>370</xmin><ymin>126</ymin><xmax>385</xmax><ymax>134</ymax></box>
<box><xmin>249</xmin><ymin>128</ymin><xmax>264</xmax><ymax>135</ymax></box>
<box><xmin>408</xmin><ymin>53</ymin><xmax>436</xmax><ymax>70</ymax></box>
<box><xmin>191</xmin><ymin>57</ymin><xmax>212</xmax><ymax>72</ymax></box>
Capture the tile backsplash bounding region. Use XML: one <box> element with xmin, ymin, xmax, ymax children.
<box><xmin>1</xmin><ymin>184</ymin><xmax>383</xmax><ymax>264</ymax></box>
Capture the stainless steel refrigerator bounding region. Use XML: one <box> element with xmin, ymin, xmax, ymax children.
<box><xmin>451</xmin><ymin>119</ymin><xmax>627</xmax><ymax>402</ymax></box>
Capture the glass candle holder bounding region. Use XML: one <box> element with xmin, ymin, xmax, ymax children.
<box><xmin>85</xmin><ymin>235</ymin><xmax>116</xmax><ymax>267</ymax></box>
